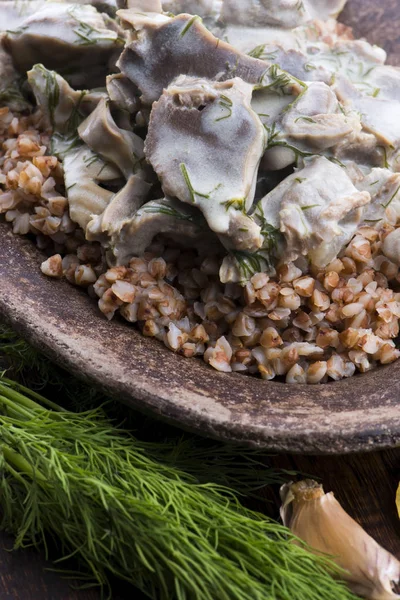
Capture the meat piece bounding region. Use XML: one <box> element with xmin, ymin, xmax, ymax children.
<box><xmin>27</xmin><ymin>64</ymin><xmax>107</xmax><ymax>134</ymax></box>
<box><xmin>116</xmin><ymin>0</ymin><xmax>162</xmax><ymax>10</ymax></box>
<box><xmin>100</xmin><ymin>197</ymin><xmax>216</xmax><ymax>265</ymax></box>
<box><xmin>222</xmin><ymin>17</ymin><xmax>352</xmax><ymax>59</ymax></box>
<box><xmin>357</xmin><ymin>169</ymin><xmax>400</xmax><ymax>226</ymax></box>
<box><xmin>332</xmin><ymin>131</ymin><xmax>385</xmax><ymax>169</ymax></box>
<box><xmin>334</xmin><ymin>76</ymin><xmax>400</xmax><ymax>150</ymax></box>
<box><xmin>3</xmin><ymin>3</ymin><xmax>124</xmax><ymax>88</ymax></box>
<box><xmin>78</xmin><ymin>98</ymin><xmax>145</xmax><ymax>179</ymax></box>
<box><xmin>281</xmin><ymin>82</ymin><xmax>361</xmax><ymax>149</ymax></box>
<box><xmin>382</xmin><ymin>229</ymin><xmax>400</xmax><ymax>265</ymax></box>
<box><xmin>106</xmin><ymin>73</ymin><xmax>140</xmax><ymax>114</ymax></box>
<box><xmin>86</xmin><ymin>174</ymin><xmax>152</xmax><ymax>253</ymax></box>
<box><xmin>0</xmin><ymin>36</ymin><xmax>30</xmax><ymax>111</ymax></box>
<box><xmin>258</xmin><ymin>80</ymin><xmax>361</xmax><ymax>171</ymax></box>
<box><xmin>116</xmin><ymin>10</ymin><xmax>267</xmax><ymax>105</ymax></box>
<box><xmin>63</xmin><ymin>145</ymin><xmax>121</xmax><ymax>230</ymax></box>
<box><xmin>221</xmin><ymin>0</ymin><xmax>347</xmax><ymax>28</ymax></box>
<box><xmin>144</xmin><ymin>76</ymin><xmax>265</xmax><ymax>251</ymax></box>
<box><xmin>89</xmin><ymin>175</ymin><xmax>152</xmax><ymax>236</ymax></box>
<box><xmin>162</xmin><ymin>1</ymin><xmax>220</xmax><ymax>16</ymax></box>
<box><xmin>255</xmin><ymin>156</ymin><xmax>371</xmax><ymax>267</ymax></box>
<box><xmin>0</xmin><ymin>1</ymin><xmax>47</xmax><ymax>32</ymax></box>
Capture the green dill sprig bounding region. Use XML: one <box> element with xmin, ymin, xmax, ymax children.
<box><xmin>65</xmin><ymin>90</ymin><xmax>87</xmax><ymax>133</ymax></box>
<box><xmin>67</xmin><ymin>6</ymin><xmax>124</xmax><ymax>46</ymax></box>
<box><xmin>301</xmin><ymin>204</ymin><xmax>320</xmax><ymax>211</ymax></box>
<box><xmin>381</xmin><ymin>184</ymin><xmax>400</xmax><ymax>209</ymax></box>
<box><xmin>255</xmin><ymin>203</ymin><xmax>283</xmax><ymax>255</ymax></box>
<box><xmin>259</xmin><ymin>64</ymin><xmax>306</xmax><ymax>96</ymax></box>
<box><xmin>215</xmin><ymin>94</ymin><xmax>233</xmax><ymax>122</ymax></box>
<box><xmin>231</xmin><ymin>208</ymin><xmax>283</xmax><ymax>280</ymax></box>
<box><xmin>50</xmin><ymin>132</ymin><xmax>82</xmax><ymax>160</ymax></box>
<box><xmin>35</xmin><ymin>64</ymin><xmax>60</xmax><ymax>129</ymax></box>
<box><xmin>232</xmin><ymin>250</ymin><xmax>269</xmax><ymax>279</ymax></box>
<box><xmin>294</xmin><ymin>116</ymin><xmax>317</xmax><ymax>124</ymax></box>
<box><xmin>0</xmin><ymin>378</ymin><xmax>360</xmax><ymax>600</ymax></box>
<box><xmin>267</xmin><ymin>138</ymin><xmax>314</xmax><ymax>160</ymax></box>
<box><xmin>264</xmin><ymin>121</ymin><xmax>280</xmax><ymax>146</ymax></box>
<box><xmin>304</xmin><ymin>63</ymin><xmax>317</xmax><ymax>72</ymax></box>
<box><xmin>248</xmin><ymin>45</ymin><xmax>278</xmax><ymax>61</ymax></box>
<box><xmin>248</xmin><ymin>44</ymin><xmax>267</xmax><ymax>59</ymax></box>
<box><xmin>5</xmin><ymin>25</ymin><xmax>28</xmax><ymax>35</ymax></box>
<box><xmin>143</xmin><ymin>201</ymin><xmax>202</xmax><ymax>226</ymax></box>
<box><xmin>180</xmin><ymin>15</ymin><xmax>201</xmax><ymax>37</ymax></box>
<box><xmin>0</xmin><ymin>324</ymin><xmax>279</xmax><ymax>493</ymax></box>
<box><xmin>222</xmin><ymin>198</ymin><xmax>246</xmax><ymax>212</ymax></box>
<box><xmin>180</xmin><ymin>163</ymin><xmax>213</xmax><ymax>203</ymax></box>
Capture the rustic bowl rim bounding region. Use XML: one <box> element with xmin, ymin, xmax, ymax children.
<box><xmin>2</xmin><ymin>224</ymin><xmax>400</xmax><ymax>455</ymax></box>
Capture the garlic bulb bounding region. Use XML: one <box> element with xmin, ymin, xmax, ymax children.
<box><xmin>280</xmin><ymin>480</ymin><xmax>400</xmax><ymax>600</ymax></box>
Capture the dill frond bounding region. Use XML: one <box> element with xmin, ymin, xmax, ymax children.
<box><xmin>0</xmin><ymin>378</ymin><xmax>360</xmax><ymax>600</ymax></box>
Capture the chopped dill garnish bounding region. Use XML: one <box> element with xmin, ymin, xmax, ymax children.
<box><xmin>67</xmin><ymin>6</ymin><xmax>123</xmax><ymax>46</ymax></box>
<box><xmin>222</xmin><ymin>198</ymin><xmax>245</xmax><ymax>212</ymax></box>
<box><xmin>215</xmin><ymin>95</ymin><xmax>233</xmax><ymax>122</ymax></box>
<box><xmin>328</xmin><ymin>157</ymin><xmax>346</xmax><ymax>168</ymax></box>
<box><xmin>5</xmin><ymin>25</ymin><xmax>28</xmax><ymax>35</ymax></box>
<box><xmin>232</xmin><ymin>250</ymin><xmax>267</xmax><ymax>279</ymax></box>
<box><xmin>180</xmin><ymin>15</ymin><xmax>200</xmax><ymax>37</ymax></box>
<box><xmin>258</xmin><ymin>64</ymin><xmax>306</xmax><ymax>96</ymax></box>
<box><xmin>267</xmin><ymin>138</ymin><xmax>314</xmax><ymax>160</ymax></box>
<box><xmin>381</xmin><ymin>184</ymin><xmax>400</xmax><ymax>209</ymax></box>
<box><xmin>83</xmin><ymin>152</ymin><xmax>102</xmax><ymax>168</ymax></box>
<box><xmin>36</xmin><ymin>65</ymin><xmax>60</xmax><ymax>129</ymax></box>
<box><xmin>294</xmin><ymin>116</ymin><xmax>316</xmax><ymax>124</ymax></box>
<box><xmin>248</xmin><ymin>46</ymin><xmax>279</xmax><ymax>61</ymax></box>
<box><xmin>248</xmin><ymin>44</ymin><xmax>266</xmax><ymax>59</ymax></box>
<box><xmin>264</xmin><ymin>122</ymin><xmax>280</xmax><ymax>146</ymax></box>
<box><xmin>372</xmin><ymin>87</ymin><xmax>380</xmax><ymax>98</ymax></box>
<box><xmin>301</xmin><ymin>204</ymin><xmax>320</xmax><ymax>211</ymax></box>
<box><xmin>180</xmin><ymin>163</ymin><xmax>211</xmax><ymax>203</ymax></box>
<box><xmin>0</xmin><ymin>375</ymin><xmax>360</xmax><ymax>600</ymax></box>
<box><xmin>295</xmin><ymin>177</ymin><xmax>306</xmax><ymax>184</ymax></box>
<box><xmin>364</xmin><ymin>218</ymin><xmax>383</xmax><ymax>223</ymax></box>
<box><xmin>380</xmin><ymin>146</ymin><xmax>389</xmax><ymax>169</ymax></box>
<box><xmin>143</xmin><ymin>202</ymin><xmax>198</xmax><ymax>224</ymax></box>
<box><xmin>50</xmin><ymin>132</ymin><xmax>82</xmax><ymax>160</ymax></box>
<box><xmin>254</xmin><ymin>204</ymin><xmax>283</xmax><ymax>263</ymax></box>
<box><xmin>370</xmin><ymin>180</ymin><xmax>380</xmax><ymax>186</ymax></box>
<box><xmin>304</xmin><ymin>63</ymin><xmax>316</xmax><ymax>72</ymax></box>
<box><xmin>65</xmin><ymin>90</ymin><xmax>87</xmax><ymax>133</ymax></box>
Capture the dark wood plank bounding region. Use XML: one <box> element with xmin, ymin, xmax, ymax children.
<box><xmin>264</xmin><ymin>450</ymin><xmax>400</xmax><ymax>557</ymax></box>
<box><xmin>0</xmin><ymin>532</ymin><xmax>99</xmax><ymax>600</ymax></box>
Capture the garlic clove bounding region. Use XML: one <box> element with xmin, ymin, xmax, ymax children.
<box><xmin>280</xmin><ymin>480</ymin><xmax>400</xmax><ymax>600</ymax></box>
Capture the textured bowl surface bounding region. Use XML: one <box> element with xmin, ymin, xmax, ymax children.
<box><xmin>1</xmin><ymin>0</ymin><xmax>400</xmax><ymax>454</ymax></box>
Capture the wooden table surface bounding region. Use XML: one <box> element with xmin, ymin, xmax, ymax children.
<box><xmin>2</xmin><ymin>0</ymin><xmax>400</xmax><ymax>598</ymax></box>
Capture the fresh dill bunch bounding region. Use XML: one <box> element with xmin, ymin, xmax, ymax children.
<box><xmin>0</xmin><ymin>378</ymin><xmax>360</xmax><ymax>600</ymax></box>
<box><xmin>0</xmin><ymin>323</ymin><xmax>290</xmax><ymax>495</ymax></box>
<box><xmin>141</xmin><ymin>436</ymin><xmax>295</xmax><ymax>494</ymax></box>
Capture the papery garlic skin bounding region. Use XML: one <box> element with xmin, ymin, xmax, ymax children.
<box><xmin>280</xmin><ymin>480</ymin><xmax>400</xmax><ymax>600</ymax></box>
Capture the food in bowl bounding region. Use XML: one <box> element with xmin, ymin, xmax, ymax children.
<box><xmin>1</xmin><ymin>0</ymin><xmax>400</xmax><ymax>384</ymax></box>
